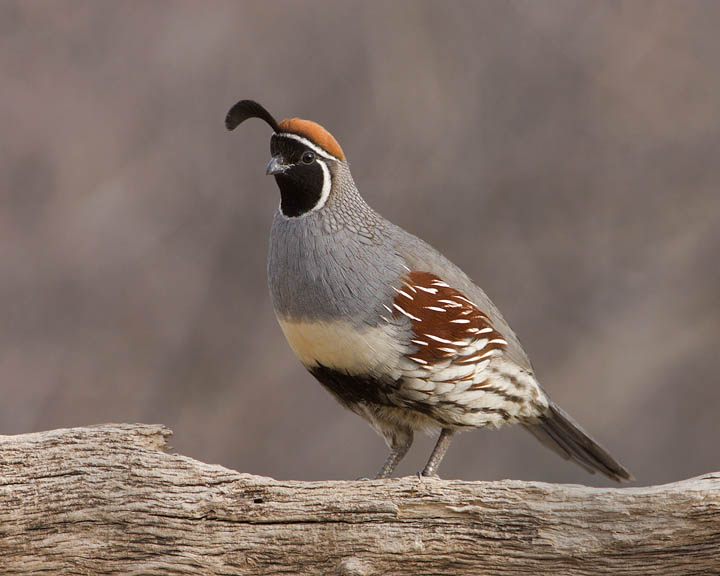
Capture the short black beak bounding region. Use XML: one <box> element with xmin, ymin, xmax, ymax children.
<box><xmin>266</xmin><ymin>155</ymin><xmax>289</xmax><ymax>176</ymax></box>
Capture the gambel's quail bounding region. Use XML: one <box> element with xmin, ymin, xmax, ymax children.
<box><xmin>226</xmin><ymin>99</ymin><xmax>633</xmax><ymax>482</ymax></box>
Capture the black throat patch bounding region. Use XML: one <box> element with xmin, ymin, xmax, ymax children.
<box><xmin>275</xmin><ymin>166</ymin><xmax>324</xmax><ymax>217</ymax></box>
<box><xmin>271</xmin><ymin>136</ymin><xmax>329</xmax><ymax>218</ymax></box>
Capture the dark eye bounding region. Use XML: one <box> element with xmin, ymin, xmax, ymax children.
<box><xmin>301</xmin><ymin>151</ymin><xmax>315</xmax><ymax>164</ymax></box>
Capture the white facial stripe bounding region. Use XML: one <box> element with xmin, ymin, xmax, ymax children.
<box><xmin>277</xmin><ymin>158</ymin><xmax>332</xmax><ymax>219</ymax></box>
<box><xmin>276</xmin><ymin>133</ymin><xmax>340</xmax><ymax>162</ymax></box>
<box><xmin>312</xmin><ymin>159</ymin><xmax>331</xmax><ymax>213</ymax></box>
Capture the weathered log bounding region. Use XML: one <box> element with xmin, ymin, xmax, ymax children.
<box><xmin>0</xmin><ymin>424</ymin><xmax>718</xmax><ymax>575</ymax></box>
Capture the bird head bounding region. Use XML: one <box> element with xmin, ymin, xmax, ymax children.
<box><xmin>226</xmin><ymin>99</ymin><xmax>346</xmax><ymax>218</ymax></box>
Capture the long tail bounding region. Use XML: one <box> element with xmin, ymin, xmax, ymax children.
<box><xmin>524</xmin><ymin>401</ymin><xmax>634</xmax><ymax>483</ymax></box>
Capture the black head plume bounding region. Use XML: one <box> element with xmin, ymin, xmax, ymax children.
<box><xmin>225</xmin><ymin>99</ymin><xmax>280</xmax><ymax>132</ymax></box>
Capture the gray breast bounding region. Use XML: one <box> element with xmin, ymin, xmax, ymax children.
<box><xmin>268</xmin><ymin>209</ymin><xmax>407</xmax><ymax>326</ymax></box>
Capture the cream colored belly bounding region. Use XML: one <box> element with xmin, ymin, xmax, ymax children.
<box><xmin>277</xmin><ymin>317</ymin><xmax>402</xmax><ymax>374</ymax></box>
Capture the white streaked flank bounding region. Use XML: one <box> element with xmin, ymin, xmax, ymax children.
<box><xmin>402</xmin><ymin>281</ymin><xmax>418</xmax><ymax>293</ymax></box>
<box><xmin>438</xmin><ymin>299</ymin><xmax>462</xmax><ymax>307</ymax></box>
<box><xmin>454</xmin><ymin>295</ymin><xmax>477</xmax><ymax>307</ymax></box>
<box><xmin>392</xmin><ymin>286</ymin><xmax>414</xmax><ymax>300</ymax></box>
<box><xmin>425</xmin><ymin>334</ymin><xmax>454</xmax><ymax>345</ymax></box>
<box><xmin>393</xmin><ymin>303</ymin><xmax>422</xmax><ymax>322</ymax></box>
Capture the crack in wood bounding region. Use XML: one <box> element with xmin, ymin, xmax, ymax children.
<box><xmin>1</xmin><ymin>424</ymin><xmax>718</xmax><ymax>576</ymax></box>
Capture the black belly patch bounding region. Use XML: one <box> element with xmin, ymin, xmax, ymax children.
<box><xmin>309</xmin><ymin>364</ymin><xmax>396</xmax><ymax>408</ymax></box>
<box><xmin>309</xmin><ymin>364</ymin><xmax>472</xmax><ymax>427</ymax></box>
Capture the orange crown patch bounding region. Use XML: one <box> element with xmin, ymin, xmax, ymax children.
<box><xmin>278</xmin><ymin>118</ymin><xmax>345</xmax><ymax>161</ymax></box>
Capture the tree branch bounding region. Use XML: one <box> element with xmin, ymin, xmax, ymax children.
<box><xmin>1</xmin><ymin>424</ymin><xmax>718</xmax><ymax>575</ymax></box>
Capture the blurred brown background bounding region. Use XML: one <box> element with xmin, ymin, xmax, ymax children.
<box><xmin>1</xmin><ymin>1</ymin><xmax>719</xmax><ymax>486</ymax></box>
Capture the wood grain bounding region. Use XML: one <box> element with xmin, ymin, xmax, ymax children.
<box><xmin>1</xmin><ymin>424</ymin><xmax>718</xmax><ymax>575</ymax></box>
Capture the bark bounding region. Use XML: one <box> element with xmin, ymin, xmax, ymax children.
<box><xmin>0</xmin><ymin>424</ymin><xmax>718</xmax><ymax>575</ymax></box>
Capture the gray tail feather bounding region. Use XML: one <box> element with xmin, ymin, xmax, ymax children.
<box><xmin>524</xmin><ymin>401</ymin><xmax>634</xmax><ymax>483</ymax></box>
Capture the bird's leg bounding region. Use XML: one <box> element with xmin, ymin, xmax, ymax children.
<box><xmin>375</xmin><ymin>430</ymin><xmax>414</xmax><ymax>479</ymax></box>
<box><xmin>421</xmin><ymin>428</ymin><xmax>456</xmax><ymax>477</ymax></box>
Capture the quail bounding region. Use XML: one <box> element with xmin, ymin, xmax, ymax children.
<box><xmin>225</xmin><ymin>99</ymin><xmax>633</xmax><ymax>482</ymax></box>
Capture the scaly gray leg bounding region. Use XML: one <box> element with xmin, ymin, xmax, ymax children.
<box><xmin>421</xmin><ymin>428</ymin><xmax>456</xmax><ymax>477</ymax></box>
<box><xmin>375</xmin><ymin>430</ymin><xmax>414</xmax><ymax>479</ymax></box>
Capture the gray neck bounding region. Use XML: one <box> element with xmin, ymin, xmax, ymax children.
<box><xmin>268</xmin><ymin>163</ymin><xmax>406</xmax><ymax>324</ymax></box>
